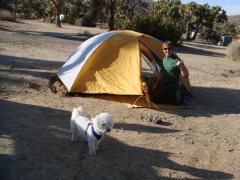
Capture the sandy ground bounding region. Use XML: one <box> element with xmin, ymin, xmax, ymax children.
<box><xmin>0</xmin><ymin>20</ymin><xmax>240</xmax><ymax>180</ymax></box>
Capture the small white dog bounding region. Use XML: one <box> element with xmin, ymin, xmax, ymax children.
<box><xmin>70</xmin><ymin>106</ymin><xmax>114</xmax><ymax>156</ymax></box>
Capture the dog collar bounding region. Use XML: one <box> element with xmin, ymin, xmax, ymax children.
<box><xmin>91</xmin><ymin>125</ymin><xmax>102</xmax><ymax>140</ymax></box>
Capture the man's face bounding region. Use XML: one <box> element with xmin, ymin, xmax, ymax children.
<box><xmin>163</xmin><ymin>46</ymin><xmax>173</xmax><ymax>58</ymax></box>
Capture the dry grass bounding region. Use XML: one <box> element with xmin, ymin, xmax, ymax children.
<box><xmin>0</xmin><ymin>9</ymin><xmax>15</xmax><ymax>21</ymax></box>
<box><xmin>227</xmin><ymin>40</ymin><xmax>240</xmax><ymax>63</ymax></box>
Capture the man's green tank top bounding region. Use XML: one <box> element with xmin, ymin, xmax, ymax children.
<box><xmin>162</xmin><ymin>54</ymin><xmax>180</xmax><ymax>87</ymax></box>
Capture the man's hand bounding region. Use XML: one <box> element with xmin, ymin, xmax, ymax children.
<box><xmin>176</xmin><ymin>60</ymin><xmax>183</xmax><ymax>68</ymax></box>
<box><xmin>177</xmin><ymin>60</ymin><xmax>189</xmax><ymax>77</ymax></box>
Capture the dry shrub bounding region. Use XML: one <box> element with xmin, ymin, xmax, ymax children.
<box><xmin>227</xmin><ymin>40</ymin><xmax>240</xmax><ymax>63</ymax></box>
<box><xmin>49</xmin><ymin>75</ymin><xmax>68</xmax><ymax>96</ymax></box>
<box><xmin>0</xmin><ymin>9</ymin><xmax>15</xmax><ymax>21</ymax></box>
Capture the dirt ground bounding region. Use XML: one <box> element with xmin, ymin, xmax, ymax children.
<box><xmin>0</xmin><ymin>20</ymin><xmax>240</xmax><ymax>180</ymax></box>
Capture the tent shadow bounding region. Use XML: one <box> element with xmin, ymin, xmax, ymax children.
<box><xmin>0</xmin><ymin>99</ymin><xmax>234</xmax><ymax>179</ymax></box>
<box><xmin>161</xmin><ymin>86</ymin><xmax>240</xmax><ymax>117</ymax></box>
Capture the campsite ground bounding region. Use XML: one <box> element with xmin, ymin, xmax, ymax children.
<box><xmin>0</xmin><ymin>20</ymin><xmax>240</xmax><ymax>180</ymax></box>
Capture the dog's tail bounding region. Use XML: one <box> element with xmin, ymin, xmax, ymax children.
<box><xmin>71</xmin><ymin>106</ymin><xmax>84</xmax><ymax>121</ymax></box>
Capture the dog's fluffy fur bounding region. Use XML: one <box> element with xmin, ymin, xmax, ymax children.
<box><xmin>70</xmin><ymin>106</ymin><xmax>114</xmax><ymax>155</ymax></box>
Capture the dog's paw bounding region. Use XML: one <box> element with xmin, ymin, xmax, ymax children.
<box><xmin>88</xmin><ymin>145</ymin><xmax>97</xmax><ymax>155</ymax></box>
<box><xmin>89</xmin><ymin>151</ymin><xmax>96</xmax><ymax>156</ymax></box>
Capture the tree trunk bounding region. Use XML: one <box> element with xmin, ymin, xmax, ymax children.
<box><xmin>14</xmin><ymin>0</ymin><xmax>17</xmax><ymax>19</ymax></box>
<box><xmin>108</xmin><ymin>0</ymin><xmax>115</xmax><ymax>31</ymax></box>
<box><xmin>185</xmin><ymin>11</ymin><xmax>191</xmax><ymax>40</ymax></box>
<box><xmin>186</xmin><ymin>23</ymin><xmax>191</xmax><ymax>40</ymax></box>
<box><xmin>56</xmin><ymin>4</ymin><xmax>61</xmax><ymax>28</ymax></box>
<box><xmin>50</xmin><ymin>0</ymin><xmax>62</xmax><ymax>28</ymax></box>
<box><xmin>190</xmin><ymin>23</ymin><xmax>199</xmax><ymax>40</ymax></box>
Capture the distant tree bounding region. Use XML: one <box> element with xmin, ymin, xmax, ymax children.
<box><xmin>115</xmin><ymin>0</ymin><xmax>151</xmax><ymax>30</ymax></box>
<box><xmin>81</xmin><ymin>0</ymin><xmax>104</xmax><ymax>27</ymax></box>
<box><xmin>50</xmin><ymin>0</ymin><xmax>64</xmax><ymax>27</ymax></box>
<box><xmin>130</xmin><ymin>0</ymin><xmax>185</xmax><ymax>44</ymax></box>
<box><xmin>183</xmin><ymin>2</ymin><xmax>228</xmax><ymax>41</ymax></box>
<box><xmin>16</xmin><ymin>0</ymin><xmax>49</xmax><ymax>19</ymax></box>
<box><xmin>63</xmin><ymin>0</ymin><xmax>90</xmax><ymax>25</ymax></box>
<box><xmin>184</xmin><ymin>2</ymin><xmax>209</xmax><ymax>40</ymax></box>
<box><xmin>45</xmin><ymin>1</ymin><xmax>55</xmax><ymax>22</ymax></box>
<box><xmin>107</xmin><ymin>0</ymin><xmax>116</xmax><ymax>30</ymax></box>
<box><xmin>202</xmin><ymin>6</ymin><xmax>227</xmax><ymax>41</ymax></box>
<box><xmin>82</xmin><ymin>0</ymin><xmax>116</xmax><ymax>30</ymax></box>
<box><xmin>0</xmin><ymin>0</ymin><xmax>15</xmax><ymax>10</ymax></box>
<box><xmin>214</xmin><ymin>22</ymin><xmax>237</xmax><ymax>37</ymax></box>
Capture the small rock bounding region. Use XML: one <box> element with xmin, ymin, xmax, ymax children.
<box><xmin>229</xmin><ymin>70</ymin><xmax>234</xmax><ymax>74</ymax></box>
<box><xmin>222</xmin><ymin>73</ymin><xmax>228</xmax><ymax>77</ymax></box>
<box><xmin>147</xmin><ymin>115</ymin><xmax>162</xmax><ymax>124</ymax></box>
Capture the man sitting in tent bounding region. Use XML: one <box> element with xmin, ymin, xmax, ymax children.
<box><xmin>151</xmin><ymin>41</ymin><xmax>190</xmax><ymax>105</ymax></box>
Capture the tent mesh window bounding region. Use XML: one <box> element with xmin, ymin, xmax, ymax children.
<box><xmin>141</xmin><ymin>52</ymin><xmax>160</xmax><ymax>90</ymax></box>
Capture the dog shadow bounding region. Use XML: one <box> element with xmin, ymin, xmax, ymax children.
<box><xmin>0</xmin><ymin>99</ymin><xmax>233</xmax><ymax>180</ymax></box>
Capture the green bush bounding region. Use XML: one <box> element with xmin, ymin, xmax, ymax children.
<box><xmin>62</xmin><ymin>4</ymin><xmax>79</xmax><ymax>25</ymax></box>
<box><xmin>131</xmin><ymin>15</ymin><xmax>184</xmax><ymax>44</ymax></box>
<box><xmin>114</xmin><ymin>1</ymin><xmax>185</xmax><ymax>44</ymax></box>
<box><xmin>81</xmin><ymin>13</ymin><xmax>96</xmax><ymax>27</ymax></box>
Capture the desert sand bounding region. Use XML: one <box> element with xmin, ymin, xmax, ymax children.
<box><xmin>0</xmin><ymin>20</ymin><xmax>240</xmax><ymax>180</ymax></box>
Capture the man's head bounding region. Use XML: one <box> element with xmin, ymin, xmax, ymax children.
<box><xmin>163</xmin><ymin>41</ymin><xmax>174</xmax><ymax>58</ymax></box>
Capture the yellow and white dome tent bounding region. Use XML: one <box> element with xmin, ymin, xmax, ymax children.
<box><xmin>57</xmin><ymin>30</ymin><xmax>178</xmax><ymax>107</ymax></box>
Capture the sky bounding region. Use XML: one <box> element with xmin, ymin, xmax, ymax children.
<box><xmin>181</xmin><ymin>0</ymin><xmax>240</xmax><ymax>16</ymax></box>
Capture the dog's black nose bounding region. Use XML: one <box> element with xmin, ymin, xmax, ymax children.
<box><xmin>107</xmin><ymin>128</ymin><xmax>111</xmax><ymax>132</ymax></box>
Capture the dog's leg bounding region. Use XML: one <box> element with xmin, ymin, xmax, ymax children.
<box><xmin>70</xmin><ymin>120</ymin><xmax>79</xmax><ymax>142</ymax></box>
<box><xmin>88</xmin><ymin>142</ymin><xmax>96</xmax><ymax>156</ymax></box>
<box><xmin>70</xmin><ymin>131</ymin><xmax>77</xmax><ymax>142</ymax></box>
<box><xmin>70</xmin><ymin>128</ymin><xmax>78</xmax><ymax>142</ymax></box>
